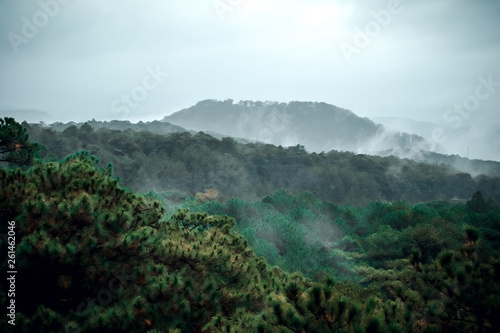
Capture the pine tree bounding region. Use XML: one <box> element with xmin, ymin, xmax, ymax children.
<box><xmin>0</xmin><ymin>117</ymin><xmax>42</xmax><ymax>166</ymax></box>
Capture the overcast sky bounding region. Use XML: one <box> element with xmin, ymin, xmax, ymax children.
<box><xmin>0</xmin><ymin>0</ymin><xmax>499</xmax><ymax>126</ymax></box>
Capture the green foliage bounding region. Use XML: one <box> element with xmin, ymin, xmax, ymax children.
<box><xmin>409</xmin><ymin>241</ymin><xmax>500</xmax><ymax>331</ymax></box>
<box><xmin>2</xmin><ymin>131</ymin><xmax>500</xmax><ymax>332</ymax></box>
<box><xmin>25</xmin><ymin>123</ymin><xmax>500</xmax><ymax>204</ymax></box>
<box><xmin>2</xmin><ymin>155</ymin><xmax>368</xmax><ymax>332</ymax></box>
<box><xmin>467</xmin><ymin>191</ymin><xmax>487</xmax><ymax>213</ymax></box>
<box><xmin>0</xmin><ymin>117</ymin><xmax>43</xmax><ymax>166</ymax></box>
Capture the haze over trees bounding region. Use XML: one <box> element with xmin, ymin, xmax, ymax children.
<box><xmin>1</xmin><ymin>117</ymin><xmax>499</xmax><ymax>332</ymax></box>
<box><xmin>162</xmin><ymin>99</ymin><xmax>432</xmax><ymax>155</ymax></box>
<box><xmin>25</xmin><ymin>119</ymin><xmax>500</xmax><ymax>205</ymax></box>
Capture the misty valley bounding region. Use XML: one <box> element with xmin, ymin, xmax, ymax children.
<box><xmin>1</xmin><ymin>99</ymin><xmax>500</xmax><ymax>333</ymax></box>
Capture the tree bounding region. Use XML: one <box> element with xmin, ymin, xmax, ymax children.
<box><xmin>0</xmin><ymin>117</ymin><xmax>42</xmax><ymax>166</ymax></box>
<box><xmin>408</xmin><ymin>232</ymin><xmax>500</xmax><ymax>332</ymax></box>
<box><xmin>0</xmin><ymin>153</ymin><xmax>287</xmax><ymax>332</ymax></box>
<box><xmin>467</xmin><ymin>191</ymin><xmax>487</xmax><ymax>213</ymax></box>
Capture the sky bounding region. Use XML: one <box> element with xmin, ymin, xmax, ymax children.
<box><xmin>0</xmin><ymin>0</ymin><xmax>499</xmax><ymax>129</ymax></box>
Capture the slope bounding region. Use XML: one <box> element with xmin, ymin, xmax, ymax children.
<box><xmin>162</xmin><ymin>99</ymin><xmax>432</xmax><ymax>154</ymax></box>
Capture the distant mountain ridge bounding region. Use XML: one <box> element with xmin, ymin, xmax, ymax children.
<box><xmin>161</xmin><ymin>99</ymin><xmax>432</xmax><ymax>154</ymax></box>
<box><xmin>13</xmin><ymin>100</ymin><xmax>498</xmax><ymax>177</ymax></box>
<box><xmin>47</xmin><ymin>119</ymin><xmax>187</xmax><ymax>136</ymax></box>
<box><xmin>32</xmin><ymin>112</ymin><xmax>500</xmax><ymax>179</ymax></box>
<box><xmin>24</xmin><ymin>120</ymin><xmax>500</xmax><ymax>204</ymax></box>
<box><xmin>37</xmin><ymin>119</ymin><xmax>252</xmax><ymax>144</ymax></box>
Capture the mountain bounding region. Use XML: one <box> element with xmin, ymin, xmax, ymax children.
<box><xmin>42</xmin><ymin>119</ymin><xmax>252</xmax><ymax>144</ymax></box>
<box><xmin>161</xmin><ymin>99</ymin><xmax>432</xmax><ymax>154</ymax></box>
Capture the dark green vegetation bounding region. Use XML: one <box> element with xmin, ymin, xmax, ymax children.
<box><xmin>0</xmin><ymin>117</ymin><xmax>42</xmax><ymax>166</ymax></box>
<box><xmin>25</xmin><ymin>121</ymin><xmax>500</xmax><ymax>205</ymax></box>
<box><xmin>48</xmin><ymin>119</ymin><xmax>188</xmax><ymax>136</ymax></box>
<box><xmin>173</xmin><ymin>189</ymin><xmax>500</xmax><ymax>280</ymax></box>
<box><xmin>1</xmin><ymin>118</ymin><xmax>499</xmax><ymax>332</ymax></box>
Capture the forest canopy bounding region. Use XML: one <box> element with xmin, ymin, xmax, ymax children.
<box><xmin>1</xmin><ymin>118</ymin><xmax>499</xmax><ymax>332</ymax></box>
<box><xmin>25</xmin><ymin>121</ymin><xmax>500</xmax><ymax>205</ymax></box>
<box><xmin>0</xmin><ymin>117</ymin><xmax>42</xmax><ymax>166</ymax></box>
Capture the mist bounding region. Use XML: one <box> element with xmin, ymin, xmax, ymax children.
<box><xmin>1</xmin><ymin>0</ymin><xmax>499</xmax><ymax>165</ymax></box>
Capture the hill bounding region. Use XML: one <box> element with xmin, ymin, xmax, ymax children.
<box><xmin>48</xmin><ymin>119</ymin><xmax>188</xmax><ymax>136</ymax></box>
<box><xmin>24</xmin><ymin>122</ymin><xmax>500</xmax><ymax>205</ymax></box>
<box><xmin>162</xmin><ymin>99</ymin><xmax>432</xmax><ymax>154</ymax></box>
<box><xmin>42</xmin><ymin>119</ymin><xmax>252</xmax><ymax>144</ymax></box>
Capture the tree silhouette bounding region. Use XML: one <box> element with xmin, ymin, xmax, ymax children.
<box><xmin>467</xmin><ymin>191</ymin><xmax>487</xmax><ymax>213</ymax></box>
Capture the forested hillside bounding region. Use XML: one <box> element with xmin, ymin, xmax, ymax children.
<box><xmin>162</xmin><ymin>99</ymin><xmax>431</xmax><ymax>154</ymax></box>
<box><xmin>25</xmin><ymin>121</ymin><xmax>500</xmax><ymax>205</ymax></box>
<box><xmin>167</xmin><ymin>189</ymin><xmax>500</xmax><ymax>281</ymax></box>
<box><xmin>377</xmin><ymin>149</ymin><xmax>500</xmax><ymax>178</ymax></box>
<box><xmin>1</xmin><ymin>117</ymin><xmax>499</xmax><ymax>332</ymax></box>
<box><xmin>48</xmin><ymin>119</ymin><xmax>188</xmax><ymax>136</ymax></box>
